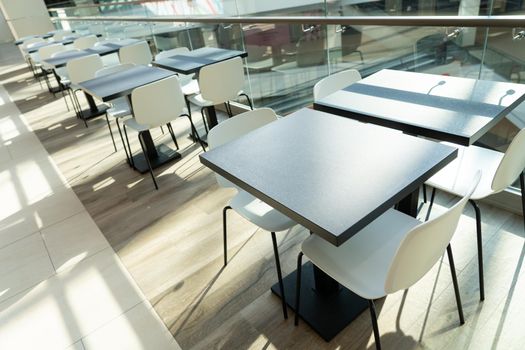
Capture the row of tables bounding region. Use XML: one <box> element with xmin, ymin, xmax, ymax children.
<box><xmin>200</xmin><ymin>69</ymin><xmax>525</xmax><ymax>340</ymax></box>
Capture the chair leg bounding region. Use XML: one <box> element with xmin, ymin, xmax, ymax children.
<box><xmin>222</xmin><ymin>205</ymin><xmax>231</xmax><ymax>266</ymax></box>
<box><xmin>160</xmin><ymin>125</ymin><xmax>165</xmax><ymax>135</ymax></box>
<box><xmin>520</xmin><ymin>172</ymin><xmax>525</xmax><ymax>231</ymax></box>
<box><xmin>294</xmin><ymin>251</ymin><xmax>304</xmax><ymax>326</ymax></box>
<box><xmin>115</xmin><ymin>117</ymin><xmax>131</xmax><ymax>165</ymax></box>
<box><xmin>60</xmin><ymin>86</ymin><xmax>70</xmax><ymax>111</ymax></box>
<box><xmin>184</xmin><ymin>96</ymin><xmax>197</xmax><ymax>140</ymax></box>
<box><xmin>166</xmin><ymin>123</ymin><xmax>179</xmax><ymax>150</ymax></box>
<box><xmin>469</xmin><ymin>199</ymin><xmax>484</xmax><ymax>301</ymax></box>
<box><xmin>224</xmin><ymin>102</ymin><xmax>232</xmax><ymax>117</ymax></box>
<box><xmin>138</xmin><ymin>131</ymin><xmax>158</xmax><ymax>190</ymax></box>
<box><xmin>368</xmin><ymin>300</ymin><xmax>382</xmax><ymax>350</ymax></box>
<box><xmin>123</xmin><ymin>124</ymin><xmax>134</xmax><ymax>167</ymax></box>
<box><xmin>425</xmin><ymin>187</ymin><xmax>436</xmax><ymax>222</ymax></box>
<box><xmin>422</xmin><ymin>184</ymin><xmax>427</xmax><ymax>203</ymax></box>
<box><xmin>239</xmin><ymin>93</ymin><xmax>253</xmax><ymax>110</ymax></box>
<box><xmin>185</xmin><ymin>115</ymin><xmax>206</xmax><ymax>152</ymax></box>
<box><xmin>200</xmin><ymin>107</ymin><xmax>209</xmax><ymax>133</ymax></box>
<box><xmin>271</xmin><ymin>231</ymin><xmax>288</xmax><ymax>320</ymax></box>
<box><xmin>105</xmin><ymin>113</ymin><xmax>117</xmax><ymax>152</ymax></box>
<box><xmin>446</xmin><ymin>244</ymin><xmax>465</xmax><ymax>325</ymax></box>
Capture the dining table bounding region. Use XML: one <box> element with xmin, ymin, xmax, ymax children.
<box><xmin>314</xmin><ymin>69</ymin><xmax>525</xmax><ymax>146</ymax></box>
<box><xmin>77</xmin><ymin>65</ymin><xmax>177</xmax><ymax>173</ymax></box>
<box><xmin>199</xmin><ymin>108</ymin><xmax>458</xmax><ymax>341</ymax></box>
<box><xmin>152</xmin><ymin>47</ymin><xmax>248</xmax><ymax>130</ymax></box>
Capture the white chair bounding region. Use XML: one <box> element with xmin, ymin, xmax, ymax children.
<box><xmin>22</xmin><ymin>38</ymin><xmax>46</xmax><ymax>78</ymax></box>
<box><xmin>208</xmin><ymin>108</ymin><xmax>295</xmax><ymax>320</ymax></box>
<box><xmin>51</xmin><ymin>49</ymin><xmax>81</xmax><ymax>113</ymax></box>
<box><xmin>74</xmin><ymin>35</ymin><xmax>98</xmax><ymax>50</ymax></box>
<box><xmin>38</xmin><ymin>44</ymin><xmax>68</xmax><ymax>95</ymax></box>
<box><xmin>118</xmin><ymin>41</ymin><xmax>152</xmax><ymax>65</ymax></box>
<box><xmin>313</xmin><ymin>69</ymin><xmax>362</xmax><ymax>101</ymax></box>
<box><xmin>123</xmin><ymin>76</ymin><xmax>205</xmax><ymax>189</ymax></box>
<box><xmin>95</xmin><ymin>63</ymin><xmax>136</xmax><ymax>160</ymax></box>
<box><xmin>155</xmin><ymin>47</ymin><xmax>199</xmax><ymax>97</ymax></box>
<box><xmin>188</xmin><ymin>57</ymin><xmax>253</xmax><ymax>133</ymax></box>
<box><xmin>295</xmin><ymin>172</ymin><xmax>482</xmax><ymax>349</ymax></box>
<box><xmin>425</xmin><ymin>127</ymin><xmax>525</xmax><ymax>301</ymax></box>
<box><xmin>52</xmin><ymin>30</ymin><xmax>74</xmax><ymax>41</ymax></box>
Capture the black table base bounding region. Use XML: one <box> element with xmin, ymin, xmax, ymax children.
<box><xmin>131</xmin><ymin>144</ymin><xmax>181</xmax><ymax>174</ymax></box>
<box><xmin>78</xmin><ymin>105</ymin><xmax>109</xmax><ymax>121</ymax></box>
<box><xmin>271</xmin><ymin>261</ymin><xmax>369</xmax><ymax>342</ymax></box>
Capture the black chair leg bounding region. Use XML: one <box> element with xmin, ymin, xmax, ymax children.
<box><xmin>446</xmin><ymin>244</ymin><xmax>465</xmax><ymax>325</ymax></box>
<box><xmin>201</xmin><ymin>107</ymin><xmax>209</xmax><ymax>133</ymax></box>
<box><xmin>105</xmin><ymin>113</ymin><xmax>117</xmax><ymax>152</ymax></box>
<box><xmin>222</xmin><ymin>205</ymin><xmax>231</xmax><ymax>266</ymax></box>
<box><xmin>368</xmin><ymin>299</ymin><xmax>382</xmax><ymax>350</ymax></box>
<box><xmin>224</xmin><ymin>102</ymin><xmax>232</xmax><ymax>117</ymax></box>
<box><xmin>123</xmin><ymin>124</ymin><xmax>134</xmax><ymax>167</ymax></box>
<box><xmin>425</xmin><ymin>187</ymin><xmax>436</xmax><ymax>222</ymax></box>
<box><xmin>185</xmin><ymin>115</ymin><xmax>206</xmax><ymax>152</ymax></box>
<box><xmin>115</xmin><ymin>117</ymin><xmax>131</xmax><ymax>165</ymax></box>
<box><xmin>470</xmin><ymin>199</ymin><xmax>484</xmax><ymax>301</ymax></box>
<box><xmin>184</xmin><ymin>96</ymin><xmax>197</xmax><ymax>140</ymax></box>
<box><xmin>138</xmin><ymin>132</ymin><xmax>158</xmax><ymax>190</ymax></box>
<box><xmin>422</xmin><ymin>183</ymin><xmax>427</xmax><ymax>203</ymax></box>
<box><xmin>166</xmin><ymin>123</ymin><xmax>179</xmax><ymax>150</ymax></box>
<box><xmin>294</xmin><ymin>252</ymin><xmax>304</xmax><ymax>326</ymax></box>
<box><xmin>271</xmin><ymin>231</ymin><xmax>288</xmax><ymax>320</ymax></box>
<box><xmin>520</xmin><ymin>173</ymin><xmax>525</xmax><ymax>231</ymax></box>
<box><xmin>239</xmin><ymin>93</ymin><xmax>253</xmax><ymax>110</ymax></box>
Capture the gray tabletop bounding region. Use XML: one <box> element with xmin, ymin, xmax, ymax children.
<box><xmin>152</xmin><ymin>47</ymin><xmax>248</xmax><ymax>75</ymax></box>
<box><xmin>42</xmin><ymin>43</ymin><xmax>123</xmax><ymax>69</ymax></box>
<box><xmin>314</xmin><ymin>69</ymin><xmax>525</xmax><ymax>146</ymax></box>
<box><xmin>78</xmin><ymin>65</ymin><xmax>175</xmax><ymax>102</ymax></box>
<box><xmin>200</xmin><ymin>108</ymin><xmax>457</xmax><ymax>246</ymax></box>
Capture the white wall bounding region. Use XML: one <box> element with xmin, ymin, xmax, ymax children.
<box><xmin>0</xmin><ymin>0</ymin><xmax>54</xmax><ymax>39</ymax></box>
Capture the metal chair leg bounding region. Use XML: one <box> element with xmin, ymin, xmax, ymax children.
<box><xmin>425</xmin><ymin>187</ymin><xmax>436</xmax><ymax>222</ymax></box>
<box><xmin>446</xmin><ymin>244</ymin><xmax>465</xmax><ymax>325</ymax></box>
<box><xmin>470</xmin><ymin>199</ymin><xmax>484</xmax><ymax>301</ymax></box>
<box><xmin>184</xmin><ymin>114</ymin><xmax>206</xmax><ymax>152</ymax></box>
<box><xmin>115</xmin><ymin>117</ymin><xmax>131</xmax><ymax>165</ymax></box>
<box><xmin>201</xmin><ymin>107</ymin><xmax>209</xmax><ymax>133</ymax></box>
<box><xmin>294</xmin><ymin>252</ymin><xmax>304</xmax><ymax>326</ymax></box>
<box><xmin>368</xmin><ymin>299</ymin><xmax>382</xmax><ymax>350</ymax></box>
<box><xmin>105</xmin><ymin>113</ymin><xmax>117</xmax><ymax>152</ymax></box>
<box><xmin>271</xmin><ymin>231</ymin><xmax>288</xmax><ymax>320</ymax></box>
<box><xmin>166</xmin><ymin>123</ymin><xmax>179</xmax><ymax>150</ymax></box>
<box><xmin>123</xmin><ymin>124</ymin><xmax>134</xmax><ymax>167</ymax></box>
<box><xmin>138</xmin><ymin>132</ymin><xmax>158</xmax><ymax>190</ymax></box>
<box><xmin>239</xmin><ymin>93</ymin><xmax>253</xmax><ymax>110</ymax></box>
<box><xmin>184</xmin><ymin>96</ymin><xmax>197</xmax><ymax>140</ymax></box>
<box><xmin>422</xmin><ymin>184</ymin><xmax>427</xmax><ymax>203</ymax></box>
<box><xmin>222</xmin><ymin>205</ymin><xmax>231</xmax><ymax>266</ymax></box>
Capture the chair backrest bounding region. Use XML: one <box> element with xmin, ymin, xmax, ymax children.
<box><xmin>313</xmin><ymin>69</ymin><xmax>362</xmax><ymax>101</ymax></box>
<box><xmin>131</xmin><ymin>75</ymin><xmax>186</xmax><ymax>129</ymax></box>
<box><xmin>200</xmin><ymin>56</ymin><xmax>244</xmax><ymax>104</ymax></box>
<box><xmin>492</xmin><ymin>127</ymin><xmax>525</xmax><ymax>193</ymax></box>
<box><xmin>74</xmin><ymin>35</ymin><xmax>98</xmax><ymax>50</ymax></box>
<box><xmin>66</xmin><ymin>54</ymin><xmax>103</xmax><ymax>84</ymax></box>
<box><xmin>39</xmin><ymin>43</ymin><xmax>66</xmax><ymax>61</ymax></box>
<box><xmin>384</xmin><ymin>171</ymin><xmax>481</xmax><ymax>294</ymax></box>
<box><xmin>154</xmin><ymin>47</ymin><xmax>190</xmax><ymax>60</ymax></box>
<box><xmin>119</xmin><ymin>41</ymin><xmax>152</xmax><ymax>65</ymax></box>
<box><xmin>208</xmin><ymin>108</ymin><xmax>277</xmax><ymax>188</ymax></box>
<box><xmin>53</xmin><ymin>30</ymin><xmax>74</xmax><ymax>41</ymax></box>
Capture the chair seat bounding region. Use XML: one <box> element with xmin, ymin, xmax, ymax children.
<box><xmin>425</xmin><ymin>142</ymin><xmax>503</xmax><ymax>200</ymax></box>
<box><xmin>107</xmin><ymin>98</ymin><xmax>131</xmax><ymax>118</ymax></box>
<box><xmin>188</xmin><ymin>90</ymin><xmax>246</xmax><ymax>107</ymax></box>
<box><xmin>123</xmin><ymin>118</ymin><xmax>149</xmax><ymax>132</ymax></box>
<box><xmin>229</xmin><ymin>190</ymin><xmax>295</xmax><ymax>233</ymax></box>
<box><xmin>302</xmin><ymin>208</ymin><xmax>420</xmax><ymax>300</ymax></box>
<box><xmin>181</xmin><ymin>79</ymin><xmax>200</xmax><ymax>96</ymax></box>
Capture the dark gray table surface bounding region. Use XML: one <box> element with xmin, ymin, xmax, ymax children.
<box><xmin>314</xmin><ymin>69</ymin><xmax>525</xmax><ymax>146</ymax></box>
<box><xmin>78</xmin><ymin>65</ymin><xmax>175</xmax><ymax>102</ymax></box>
<box><xmin>200</xmin><ymin>108</ymin><xmax>457</xmax><ymax>246</ymax></box>
<box><xmin>42</xmin><ymin>43</ymin><xmax>123</xmax><ymax>68</ymax></box>
<box><xmin>152</xmin><ymin>47</ymin><xmax>247</xmax><ymax>75</ymax></box>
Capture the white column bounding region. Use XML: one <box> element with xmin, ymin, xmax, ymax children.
<box><xmin>0</xmin><ymin>6</ymin><xmax>13</xmax><ymax>43</ymax></box>
<box><xmin>0</xmin><ymin>0</ymin><xmax>54</xmax><ymax>39</ymax></box>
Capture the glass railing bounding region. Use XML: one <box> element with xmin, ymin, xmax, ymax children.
<box><xmin>47</xmin><ymin>2</ymin><xmax>525</xmax><ymax>186</ymax></box>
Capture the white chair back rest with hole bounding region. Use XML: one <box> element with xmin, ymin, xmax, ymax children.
<box><xmin>131</xmin><ymin>76</ymin><xmax>186</xmax><ymax>129</ymax></box>
<box><xmin>491</xmin><ymin>128</ymin><xmax>525</xmax><ymax>193</ymax></box>
<box><xmin>200</xmin><ymin>56</ymin><xmax>244</xmax><ymax>104</ymax></box>
<box><xmin>53</xmin><ymin>30</ymin><xmax>74</xmax><ymax>41</ymax></box>
<box><xmin>208</xmin><ymin>108</ymin><xmax>277</xmax><ymax>188</ymax></box>
<box><xmin>67</xmin><ymin>54</ymin><xmax>103</xmax><ymax>84</ymax></box>
<box><xmin>154</xmin><ymin>47</ymin><xmax>190</xmax><ymax>60</ymax></box>
<box><xmin>384</xmin><ymin>171</ymin><xmax>481</xmax><ymax>293</ymax></box>
<box><xmin>119</xmin><ymin>41</ymin><xmax>152</xmax><ymax>65</ymax></box>
<box><xmin>313</xmin><ymin>69</ymin><xmax>362</xmax><ymax>101</ymax></box>
<box><xmin>74</xmin><ymin>35</ymin><xmax>98</xmax><ymax>50</ymax></box>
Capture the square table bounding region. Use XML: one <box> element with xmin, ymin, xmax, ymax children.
<box><xmin>200</xmin><ymin>108</ymin><xmax>457</xmax><ymax>340</ymax></box>
<box><xmin>152</xmin><ymin>47</ymin><xmax>248</xmax><ymax>129</ymax></box>
<box><xmin>78</xmin><ymin>65</ymin><xmax>178</xmax><ymax>173</ymax></box>
<box><xmin>314</xmin><ymin>69</ymin><xmax>525</xmax><ymax>146</ymax></box>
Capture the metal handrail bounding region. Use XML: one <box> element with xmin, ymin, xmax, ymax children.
<box><xmin>48</xmin><ymin>0</ymin><xmax>160</xmax><ymax>11</ymax></box>
<box><xmin>50</xmin><ymin>15</ymin><xmax>525</xmax><ymax>28</ymax></box>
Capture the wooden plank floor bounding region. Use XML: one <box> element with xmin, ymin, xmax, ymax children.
<box><xmin>2</xmin><ymin>47</ymin><xmax>525</xmax><ymax>349</ymax></box>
